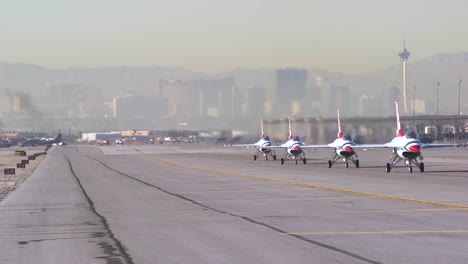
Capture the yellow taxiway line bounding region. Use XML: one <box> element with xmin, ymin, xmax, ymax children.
<box><xmin>136</xmin><ymin>156</ymin><xmax>468</xmax><ymax>211</ymax></box>
<box><xmin>178</xmin><ymin>187</ymin><xmax>308</xmax><ymax>194</ymax></box>
<box><xmin>196</xmin><ymin>196</ymin><xmax>369</xmax><ymax>203</ymax></box>
<box><xmin>230</xmin><ymin>207</ymin><xmax>460</xmax><ymax>216</ymax></box>
<box><xmin>283</xmin><ymin>230</ymin><xmax>468</xmax><ymax>236</ymax></box>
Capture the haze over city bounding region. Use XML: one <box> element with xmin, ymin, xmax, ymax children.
<box><xmin>1</xmin><ymin>0</ymin><xmax>468</xmax><ymax>74</ymax></box>
<box><xmin>0</xmin><ymin>0</ymin><xmax>467</xmax><ymax>138</ymax></box>
<box><xmin>3</xmin><ymin>3</ymin><xmax>468</xmax><ymax>264</ymax></box>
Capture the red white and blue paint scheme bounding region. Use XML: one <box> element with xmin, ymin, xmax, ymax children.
<box><xmin>355</xmin><ymin>101</ymin><xmax>458</xmax><ymax>173</ymax></box>
<box><xmin>266</xmin><ymin>117</ymin><xmax>307</xmax><ymax>165</ymax></box>
<box><xmin>297</xmin><ymin>109</ymin><xmax>359</xmax><ymax>168</ymax></box>
<box><xmin>226</xmin><ymin>118</ymin><xmax>277</xmax><ymax>161</ymax></box>
<box><xmin>324</xmin><ymin>109</ymin><xmax>359</xmax><ymax>168</ymax></box>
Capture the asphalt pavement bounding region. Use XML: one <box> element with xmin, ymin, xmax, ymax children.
<box><xmin>1</xmin><ymin>144</ymin><xmax>468</xmax><ymax>264</ymax></box>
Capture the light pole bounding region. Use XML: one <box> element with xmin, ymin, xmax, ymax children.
<box><xmin>413</xmin><ymin>86</ymin><xmax>416</xmax><ymax>116</ymax></box>
<box><xmin>458</xmin><ymin>78</ymin><xmax>462</xmax><ymax>115</ymax></box>
<box><xmin>436</xmin><ymin>82</ymin><xmax>440</xmax><ymax>115</ymax></box>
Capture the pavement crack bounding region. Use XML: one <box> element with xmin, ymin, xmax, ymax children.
<box><xmin>90</xmin><ymin>156</ymin><xmax>381</xmax><ymax>264</ymax></box>
<box><xmin>65</xmin><ymin>156</ymin><xmax>134</xmax><ymax>264</ymax></box>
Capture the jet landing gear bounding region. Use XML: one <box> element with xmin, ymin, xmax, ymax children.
<box><xmin>386</xmin><ymin>163</ymin><xmax>391</xmax><ymax>173</ymax></box>
<box><xmin>328</xmin><ymin>151</ymin><xmax>359</xmax><ymax>168</ymax></box>
<box><xmin>294</xmin><ymin>157</ymin><xmax>306</xmax><ymax>164</ymax></box>
<box><xmin>280</xmin><ymin>154</ymin><xmax>306</xmax><ymax>165</ymax></box>
<box><xmin>293</xmin><ymin>157</ymin><xmax>306</xmax><ymax>164</ymax></box>
<box><xmin>386</xmin><ymin>153</ymin><xmax>424</xmax><ymax>173</ymax></box>
<box><xmin>267</xmin><ymin>154</ymin><xmax>277</xmax><ymax>161</ymax></box>
<box><xmin>408</xmin><ymin>160</ymin><xmax>425</xmax><ymax>173</ymax></box>
<box><xmin>254</xmin><ymin>150</ymin><xmax>276</xmax><ymax>161</ymax></box>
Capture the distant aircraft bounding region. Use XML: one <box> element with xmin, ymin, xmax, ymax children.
<box><xmin>266</xmin><ymin>117</ymin><xmax>307</xmax><ymax>165</ymax></box>
<box><xmin>299</xmin><ymin>109</ymin><xmax>360</xmax><ymax>168</ymax></box>
<box><xmin>19</xmin><ymin>133</ymin><xmax>63</xmax><ymax>147</ymax></box>
<box><xmin>325</xmin><ymin>109</ymin><xmax>360</xmax><ymax>168</ymax></box>
<box><xmin>226</xmin><ymin>118</ymin><xmax>277</xmax><ymax>161</ymax></box>
<box><xmin>356</xmin><ymin>101</ymin><xmax>458</xmax><ymax>173</ymax></box>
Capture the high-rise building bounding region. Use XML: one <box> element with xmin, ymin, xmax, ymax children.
<box><xmin>398</xmin><ymin>41</ymin><xmax>410</xmax><ymax>114</ymax></box>
<box><xmin>327</xmin><ymin>85</ymin><xmax>350</xmax><ymax>117</ymax></box>
<box><xmin>411</xmin><ymin>100</ymin><xmax>426</xmax><ymax>115</ymax></box>
<box><xmin>359</xmin><ymin>95</ymin><xmax>384</xmax><ymax>116</ymax></box>
<box><xmin>112</xmin><ymin>95</ymin><xmax>168</xmax><ymax>119</ymax></box>
<box><xmin>42</xmin><ymin>84</ymin><xmax>103</xmax><ymax>117</ymax></box>
<box><xmin>275</xmin><ymin>68</ymin><xmax>307</xmax><ymax>116</ymax></box>
<box><xmin>11</xmin><ymin>95</ymin><xmax>26</xmax><ymax>114</ymax></box>
<box><xmin>159</xmin><ymin>78</ymin><xmax>237</xmax><ymax>117</ymax></box>
<box><xmin>386</xmin><ymin>86</ymin><xmax>400</xmax><ymax>115</ymax></box>
<box><xmin>311</xmin><ymin>76</ymin><xmax>323</xmax><ymax>101</ymax></box>
<box><xmin>247</xmin><ymin>86</ymin><xmax>266</xmax><ymax>118</ymax></box>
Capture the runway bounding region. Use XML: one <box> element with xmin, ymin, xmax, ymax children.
<box><xmin>1</xmin><ymin>144</ymin><xmax>468</xmax><ymax>263</ymax></box>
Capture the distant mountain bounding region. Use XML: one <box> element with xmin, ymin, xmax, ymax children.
<box><xmin>345</xmin><ymin>52</ymin><xmax>468</xmax><ymax>115</ymax></box>
<box><xmin>0</xmin><ymin>63</ymin><xmax>207</xmax><ymax>97</ymax></box>
<box><xmin>0</xmin><ymin>51</ymin><xmax>466</xmax><ymax>116</ymax></box>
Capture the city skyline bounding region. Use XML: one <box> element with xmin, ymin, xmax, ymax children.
<box><xmin>1</xmin><ymin>50</ymin><xmax>467</xmax><ymax>135</ymax></box>
<box><xmin>1</xmin><ymin>1</ymin><xmax>467</xmax><ymax>74</ymax></box>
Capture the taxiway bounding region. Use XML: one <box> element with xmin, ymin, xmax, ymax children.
<box><xmin>0</xmin><ymin>144</ymin><xmax>467</xmax><ymax>263</ymax></box>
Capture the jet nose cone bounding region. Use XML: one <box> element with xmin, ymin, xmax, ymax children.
<box><xmin>293</xmin><ymin>145</ymin><xmax>301</xmax><ymax>151</ymax></box>
<box><xmin>408</xmin><ymin>145</ymin><xmax>421</xmax><ymax>153</ymax></box>
<box><xmin>344</xmin><ymin>146</ymin><xmax>353</xmax><ymax>152</ymax></box>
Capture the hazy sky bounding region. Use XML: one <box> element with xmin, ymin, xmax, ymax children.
<box><xmin>1</xmin><ymin>0</ymin><xmax>467</xmax><ymax>74</ymax></box>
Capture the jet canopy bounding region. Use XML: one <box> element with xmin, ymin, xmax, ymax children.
<box><xmin>293</xmin><ymin>136</ymin><xmax>300</xmax><ymax>141</ymax></box>
<box><xmin>343</xmin><ymin>134</ymin><xmax>352</xmax><ymax>141</ymax></box>
<box><xmin>405</xmin><ymin>130</ymin><xmax>418</xmax><ymax>139</ymax></box>
<box><xmin>264</xmin><ymin>136</ymin><xmax>270</xmax><ymax>141</ymax></box>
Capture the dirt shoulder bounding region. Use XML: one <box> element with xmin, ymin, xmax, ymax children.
<box><xmin>0</xmin><ymin>147</ymin><xmax>48</xmax><ymax>201</ymax></box>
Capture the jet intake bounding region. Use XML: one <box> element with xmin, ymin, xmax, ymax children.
<box><xmin>408</xmin><ymin>145</ymin><xmax>421</xmax><ymax>153</ymax></box>
<box><xmin>344</xmin><ymin>146</ymin><xmax>353</xmax><ymax>152</ymax></box>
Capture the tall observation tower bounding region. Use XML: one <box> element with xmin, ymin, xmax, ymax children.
<box><xmin>398</xmin><ymin>40</ymin><xmax>410</xmax><ymax>114</ymax></box>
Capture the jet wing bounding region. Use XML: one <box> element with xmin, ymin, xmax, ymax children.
<box><xmin>421</xmin><ymin>143</ymin><xmax>460</xmax><ymax>149</ymax></box>
<box><xmin>224</xmin><ymin>144</ymin><xmax>258</xmax><ymax>148</ymax></box>
<box><xmin>301</xmin><ymin>144</ymin><xmax>331</xmax><ymax>148</ymax></box>
<box><xmin>353</xmin><ymin>142</ymin><xmax>461</xmax><ymax>149</ymax></box>
<box><xmin>262</xmin><ymin>145</ymin><xmax>288</xmax><ymax>149</ymax></box>
<box><xmin>262</xmin><ymin>143</ymin><xmax>326</xmax><ymax>149</ymax></box>
<box><xmin>351</xmin><ymin>144</ymin><xmax>391</xmax><ymax>149</ymax></box>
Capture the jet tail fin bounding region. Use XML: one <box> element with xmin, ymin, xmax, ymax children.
<box><xmin>288</xmin><ymin>117</ymin><xmax>293</xmax><ymax>140</ymax></box>
<box><xmin>337</xmin><ymin>109</ymin><xmax>343</xmax><ymax>138</ymax></box>
<box><xmin>395</xmin><ymin>101</ymin><xmax>404</xmax><ymax>136</ymax></box>
<box><xmin>260</xmin><ymin>118</ymin><xmax>264</xmax><ymax>139</ymax></box>
<box><xmin>55</xmin><ymin>133</ymin><xmax>63</xmax><ymax>143</ymax></box>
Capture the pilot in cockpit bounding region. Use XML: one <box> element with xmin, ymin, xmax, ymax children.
<box><xmin>343</xmin><ymin>134</ymin><xmax>352</xmax><ymax>141</ymax></box>
<box><xmin>405</xmin><ymin>130</ymin><xmax>418</xmax><ymax>139</ymax></box>
<box><xmin>264</xmin><ymin>136</ymin><xmax>270</xmax><ymax>141</ymax></box>
<box><xmin>293</xmin><ymin>136</ymin><xmax>300</xmax><ymax>141</ymax></box>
